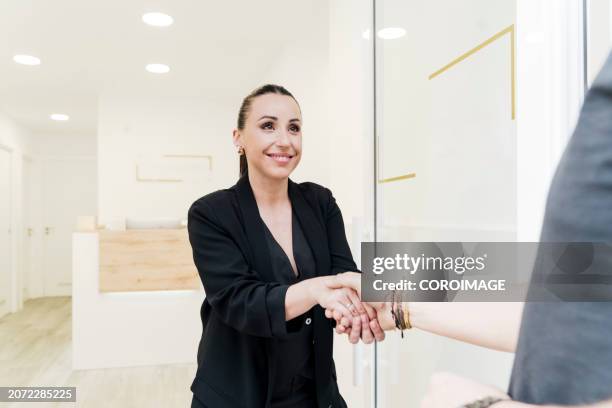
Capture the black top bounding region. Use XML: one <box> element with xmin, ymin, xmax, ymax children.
<box><xmin>509</xmin><ymin>52</ymin><xmax>612</xmax><ymax>404</ymax></box>
<box><xmin>262</xmin><ymin>210</ymin><xmax>317</xmax><ymax>408</ymax></box>
<box><xmin>187</xmin><ymin>176</ymin><xmax>354</xmax><ymax>408</ymax></box>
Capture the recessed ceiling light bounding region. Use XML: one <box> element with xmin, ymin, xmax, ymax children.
<box><xmin>142</xmin><ymin>12</ymin><xmax>174</xmax><ymax>27</ymax></box>
<box><xmin>377</xmin><ymin>27</ymin><xmax>406</xmax><ymax>40</ymax></box>
<box><xmin>145</xmin><ymin>63</ymin><xmax>170</xmax><ymax>74</ymax></box>
<box><xmin>362</xmin><ymin>29</ymin><xmax>371</xmax><ymax>40</ymax></box>
<box><xmin>13</xmin><ymin>54</ymin><xmax>41</xmax><ymax>66</ymax></box>
<box><xmin>50</xmin><ymin>113</ymin><xmax>69</xmax><ymax>121</ymax></box>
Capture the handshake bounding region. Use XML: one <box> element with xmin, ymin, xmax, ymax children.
<box><xmin>313</xmin><ymin>272</ymin><xmax>398</xmax><ymax>344</ymax></box>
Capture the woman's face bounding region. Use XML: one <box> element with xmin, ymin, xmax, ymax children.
<box><xmin>234</xmin><ymin>93</ymin><xmax>302</xmax><ymax>181</ymax></box>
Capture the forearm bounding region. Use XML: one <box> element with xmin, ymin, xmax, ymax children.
<box><xmin>409</xmin><ymin>302</ymin><xmax>524</xmax><ymax>352</ymax></box>
<box><xmin>285</xmin><ymin>276</ymin><xmax>330</xmax><ymax>321</ymax></box>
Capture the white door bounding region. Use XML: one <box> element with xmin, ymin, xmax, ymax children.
<box><xmin>0</xmin><ymin>148</ymin><xmax>11</xmax><ymax>318</ymax></box>
<box><xmin>42</xmin><ymin>158</ymin><xmax>96</xmax><ymax>297</ymax></box>
<box><xmin>22</xmin><ymin>158</ymin><xmax>35</xmax><ymax>301</ymax></box>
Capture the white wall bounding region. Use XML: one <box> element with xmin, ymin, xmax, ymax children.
<box><xmin>0</xmin><ymin>112</ymin><xmax>31</xmax><ymax>313</ymax></box>
<box><xmin>30</xmin><ymin>131</ymin><xmax>97</xmax><ymax>158</ymax></box>
<box><xmin>97</xmin><ymin>91</ymin><xmax>238</xmax><ymax>225</ymax></box>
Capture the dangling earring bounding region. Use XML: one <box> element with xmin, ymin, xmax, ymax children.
<box><xmin>237</xmin><ymin>146</ymin><xmax>244</xmax><ymax>155</ymax></box>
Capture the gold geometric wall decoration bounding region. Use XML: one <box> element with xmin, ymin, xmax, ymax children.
<box><xmin>378</xmin><ymin>173</ymin><xmax>417</xmax><ymax>184</ymax></box>
<box><xmin>134</xmin><ymin>154</ymin><xmax>213</xmax><ymax>183</ymax></box>
<box><xmin>429</xmin><ymin>24</ymin><xmax>516</xmax><ymax>120</ymax></box>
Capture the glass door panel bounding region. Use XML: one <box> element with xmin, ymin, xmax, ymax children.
<box><xmin>374</xmin><ymin>0</ymin><xmax>518</xmax><ymax>406</ymax></box>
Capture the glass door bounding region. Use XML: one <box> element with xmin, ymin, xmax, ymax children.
<box><xmin>327</xmin><ymin>0</ymin><xmax>377</xmax><ymax>406</ymax></box>
<box><xmin>371</xmin><ymin>0</ymin><xmax>588</xmax><ymax>406</ymax></box>
<box><xmin>374</xmin><ymin>0</ymin><xmax>517</xmax><ymax>406</ymax></box>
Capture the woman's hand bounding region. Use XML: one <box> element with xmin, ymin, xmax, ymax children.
<box><xmin>333</xmin><ymin>302</ymin><xmax>395</xmax><ymax>337</ymax></box>
<box><xmin>321</xmin><ymin>273</ymin><xmax>392</xmax><ymax>343</ymax></box>
<box><xmin>310</xmin><ymin>276</ymin><xmax>365</xmax><ymax>323</ymax></box>
<box><xmin>333</xmin><ymin>272</ymin><xmax>362</xmax><ymax>296</ymax></box>
<box><xmin>332</xmin><ymin>302</ymin><xmax>396</xmax><ymax>332</ymax></box>
<box><xmin>420</xmin><ymin>372</ymin><xmax>509</xmax><ymax>408</ymax></box>
<box><xmin>329</xmin><ymin>302</ymin><xmax>387</xmax><ymax>343</ymax></box>
<box><xmin>326</xmin><ymin>272</ymin><xmax>365</xmax><ymax>327</ymax></box>
<box><xmin>318</xmin><ymin>287</ymin><xmax>385</xmax><ymax>345</ymax></box>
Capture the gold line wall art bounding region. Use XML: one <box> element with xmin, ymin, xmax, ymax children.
<box><xmin>134</xmin><ymin>154</ymin><xmax>213</xmax><ymax>183</ymax></box>
<box><xmin>378</xmin><ymin>173</ymin><xmax>417</xmax><ymax>184</ymax></box>
<box><xmin>429</xmin><ymin>24</ymin><xmax>516</xmax><ymax>120</ymax></box>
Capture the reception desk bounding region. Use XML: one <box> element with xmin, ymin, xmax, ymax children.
<box><xmin>99</xmin><ymin>229</ymin><xmax>199</xmax><ymax>292</ymax></box>
<box><xmin>72</xmin><ymin>231</ymin><xmax>204</xmax><ymax>370</ymax></box>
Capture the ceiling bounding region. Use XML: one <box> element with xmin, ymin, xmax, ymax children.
<box><xmin>0</xmin><ymin>0</ymin><xmax>328</xmax><ymax>134</ymax></box>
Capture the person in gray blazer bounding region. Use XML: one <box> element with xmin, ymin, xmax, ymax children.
<box><xmin>507</xmin><ymin>51</ymin><xmax>612</xmax><ymax>406</ymax></box>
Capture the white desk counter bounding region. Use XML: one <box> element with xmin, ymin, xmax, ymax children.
<box><xmin>72</xmin><ymin>232</ymin><xmax>205</xmax><ymax>370</ymax></box>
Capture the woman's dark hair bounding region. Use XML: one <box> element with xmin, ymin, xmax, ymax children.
<box><xmin>237</xmin><ymin>84</ymin><xmax>297</xmax><ymax>178</ymax></box>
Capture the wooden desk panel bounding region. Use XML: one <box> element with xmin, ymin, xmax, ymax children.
<box><xmin>99</xmin><ymin>229</ymin><xmax>200</xmax><ymax>292</ymax></box>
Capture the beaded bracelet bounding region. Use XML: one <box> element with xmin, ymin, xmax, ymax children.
<box><xmin>390</xmin><ymin>291</ymin><xmax>411</xmax><ymax>337</ymax></box>
<box><xmin>390</xmin><ymin>291</ymin><xmax>402</xmax><ymax>336</ymax></box>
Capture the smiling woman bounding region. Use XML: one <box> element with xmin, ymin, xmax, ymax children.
<box><xmin>187</xmin><ymin>84</ymin><xmax>385</xmax><ymax>408</ymax></box>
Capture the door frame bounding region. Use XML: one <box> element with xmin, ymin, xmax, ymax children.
<box><xmin>21</xmin><ymin>154</ymin><xmax>36</xmax><ymax>304</ymax></box>
<box><xmin>0</xmin><ymin>143</ymin><xmax>14</xmax><ymax>317</ymax></box>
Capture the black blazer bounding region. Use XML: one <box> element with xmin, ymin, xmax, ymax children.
<box><xmin>187</xmin><ymin>174</ymin><xmax>358</xmax><ymax>408</ymax></box>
